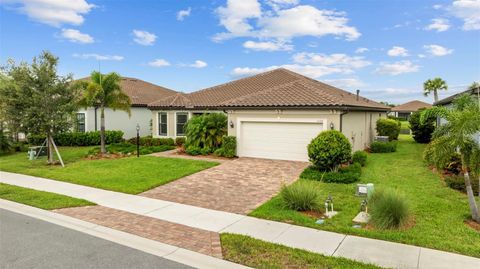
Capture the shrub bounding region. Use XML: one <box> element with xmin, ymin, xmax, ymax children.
<box><xmin>88</xmin><ymin>143</ymin><xmax>174</xmax><ymax>156</ymax></box>
<box><xmin>0</xmin><ymin>129</ymin><xmax>12</xmax><ymax>154</ymax></box>
<box><xmin>301</xmin><ymin>163</ymin><xmax>361</xmax><ymax>184</ymax></box>
<box><xmin>445</xmin><ymin>175</ymin><xmax>479</xmax><ymax>196</ymax></box>
<box><xmin>28</xmin><ymin>131</ymin><xmax>123</xmax><ymax>146</ymax></box>
<box><xmin>352</xmin><ymin>150</ymin><xmax>367</xmax><ymax>166</ymax></box>
<box><xmin>185</xmin><ymin>113</ymin><xmax>227</xmax><ymax>149</ymax></box>
<box><xmin>200</xmin><ymin>147</ymin><xmax>212</xmax><ymax>155</ymax></box>
<box><xmin>127</xmin><ymin>136</ymin><xmax>175</xmax><ymax>146</ymax></box>
<box><xmin>27</xmin><ymin>134</ymin><xmax>46</xmax><ymax>145</ymax></box>
<box><xmin>376</xmin><ymin>118</ymin><xmax>401</xmax><ymax>141</ymax></box>
<box><xmin>12</xmin><ymin>141</ymin><xmax>28</xmax><ymax>152</ymax></box>
<box><xmin>214</xmin><ymin>136</ymin><xmax>236</xmax><ymax>158</ymax></box>
<box><xmin>185</xmin><ymin>145</ymin><xmax>202</xmax><ymax>156</ymax></box>
<box><xmin>307</xmin><ymin>130</ymin><xmax>352</xmax><ymax>171</ymax></box>
<box><xmin>175</xmin><ymin>137</ymin><xmax>186</xmax><ymax>146</ymax></box>
<box><xmin>409</xmin><ymin>109</ymin><xmax>435</xmax><ymax>143</ymax></box>
<box><xmin>280</xmin><ymin>181</ymin><xmax>321</xmax><ymax>211</ymax></box>
<box><xmin>370</xmin><ymin>189</ymin><xmax>410</xmax><ymax>229</ymax></box>
<box><xmin>370</xmin><ymin>141</ymin><xmax>397</xmax><ymax>153</ymax></box>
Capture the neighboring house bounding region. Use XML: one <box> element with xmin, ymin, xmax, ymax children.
<box><xmin>76</xmin><ymin>77</ymin><xmax>177</xmax><ymax>138</ymax></box>
<box><xmin>390</xmin><ymin>100</ymin><xmax>432</xmax><ymax>120</ymax></box>
<box><xmin>148</xmin><ymin>68</ymin><xmax>390</xmax><ymax>161</ymax></box>
<box><xmin>434</xmin><ymin>86</ymin><xmax>480</xmax><ymax>144</ymax></box>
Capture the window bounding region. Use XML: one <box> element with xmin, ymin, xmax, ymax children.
<box><xmin>176</xmin><ymin>112</ymin><xmax>188</xmax><ymax>136</ymax></box>
<box><xmin>158</xmin><ymin>112</ymin><xmax>168</xmax><ymax>136</ymax></box>
<box><xmin>76</xmin><ymin>113</ymin><xmax>85</xmax><ymax>133</ymax></box>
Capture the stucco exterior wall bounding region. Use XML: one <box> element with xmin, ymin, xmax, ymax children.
<box><xmin>227</xmin><ymin>109</ymin><xmax>341</xmax><ymax>137</ymax></box>
<box><xmin>341</xmin><ymin>111</ymin><xmax>386</xmax><ymax>151</ymax></box>
<box><xmin>78</xmin><ymin>107</ymin><xmax>152</xmax><ymax>138</ymax></box>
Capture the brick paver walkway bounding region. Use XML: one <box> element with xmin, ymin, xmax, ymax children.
<box><xmin>140</xmin><ymin>157</ymin><xmax>308</xmax><ymax>214</ymax></box>
<box><xmin>54</xmin><ymin>205</ymin><xmax>222</xmax><ymax>258</ymax></box>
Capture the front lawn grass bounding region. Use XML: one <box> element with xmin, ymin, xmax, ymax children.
<box><xmin>0</xmin><ymin>183</ymin><xmax>94</xmax><ymax>210</ymax></box>
<box><xmin>250</xmin><ymin>135</ymin><xmax>480</xmax><ymax>257</ymax></box>
<box><xmin>0</xmin><ymin>147</ymin><xmax>218</xmax><ymax>194</ymax></box>
<box><xmin>221</xmin><ymin>233</ymin><xmax>382</xmax><ymax>269</ymax></box>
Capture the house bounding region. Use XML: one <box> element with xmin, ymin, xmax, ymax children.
<box><xmin>435</xmin><ymin>86</ymin><xmax>480</xmax><ymax>144</ymax></box>
<box><xmin>76</xmin><ymin>77</ymin><xmax>177</xmax><ymax>138</ymax></box>
<box><xmin>390</xmin><ymin>100</ymin><xmax>432</xmax><ymax>120</ymax></box>
<box><xmin>148</xmin><ymin>68</ymin><xmax>390</xmax><ymax>161</ymax></box>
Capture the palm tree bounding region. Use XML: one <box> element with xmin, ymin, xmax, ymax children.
<box><xmin>76</xmin><ymin>72</ymin><xmax>131</xmax><ymax>154</ymax></box>
<box><xmin>423</xmin><ymin>78</ymin><xmax>448</xmax><ymax>103</ymax></box>
<box><xmin>422</xmin><ymin>94</ymin><xmax>480</xmax><ymax>222</ymax></box>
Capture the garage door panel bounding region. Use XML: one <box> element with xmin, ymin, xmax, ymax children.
<box><xmin>238</xmin><ymin>121</ymin><xmax>324</xmax><ymax>161</ymax></box>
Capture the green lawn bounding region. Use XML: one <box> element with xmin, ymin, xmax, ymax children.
<box><xmin>0</xmin><ymin>183</ymin><xmax>94</xmax><ymax>210</ymax></box>
<box><xmin>0</xmin><ymin>147</ymin><xmax>218</xmax><ymax>194</ymax></box>
<box><xmin>221</xmin><ymin>233</ymin><xmax>382</xmax><ymax>269</ymax></box>
<box><xmin>250</xmin><ymin>135</ymin><xmax>480</xmax><ymax>257</ymax></box>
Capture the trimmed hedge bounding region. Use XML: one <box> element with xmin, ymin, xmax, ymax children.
<box><xmin>300</xmin><ymin>162</ymin><xmax>362</xmax><ymax>184</ymax></box>
<box><xmin>127</xmin><ymin>136</ymin><xmax>175</xmax><ymax>147</ymax></box>
<box><xmin>370</xmin><ymin>141</ymin><xmax>397</xmax><ymax>153</ymax></box>
<box><xmin>445</xmin><ymin>175</ymin><xmax>479</xmax><ymax>196</ymax></box>
<box><xmin>352</xmin><ymin>150</ymin><xmax>368</xmax><ymax>166</ymax></box>
<box><xmin>376</xmin><ymin>118</ymin><xmax>401</xmax><ymax>141</ymax></box>
<box><xmin>308</xmin><ymin>130</ymin><xmax>352</xmax><ymax>171</ymax></box>
<box><xmin>88</xmin><ymin>143</ymin><xmax>174</xmax><ymax>156</ymax></box>
<box><xmin>27</xmin><ymin>131</ymin><xmax>124</xmax><ymax>146</ymax></box>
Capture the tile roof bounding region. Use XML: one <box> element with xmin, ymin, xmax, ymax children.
<box><xmin>80</xmin><ymin>77</ymin><xmax>177</xmax><ymax>106</ymax></box>
<box><xmin>391</xmin><ymin>100</ymin><xmax>432</xmax><ymax>112</ymax></box>
<box><xmin>434</xmin><ymin>87</ymin><xmax>480</xmax><ymax>106</ymax></box>
<box><xmin>149</xmin><ymin>68</ymin><xmax>389</xmax><ymax>110</ymax></box>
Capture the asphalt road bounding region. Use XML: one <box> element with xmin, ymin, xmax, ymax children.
<box><xmin>0</xmin><ymin>208</ymin><xmax>194</xmax><ymax>269</ymax></box>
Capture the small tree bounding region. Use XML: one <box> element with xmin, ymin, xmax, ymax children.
<box><xmin>409</xmin><ymin>108</ymin><xmax>435</xmax><ymax>143</ymax></box>
<box><xmin>75</xmin><ymin>71</ymin><xmax>130</xmax><ymax>154</ymax></box>
<box><xmin>422</xmin><ymin>94</ymin><xmax>480</xmax><ymax>222</ymax></box>
<box><xmin>308</xmin><ymin>130</ymin><xmax>352</xmax><ymax>171</ymax></box>
<box><xmin>376</xmin><ymin>118</ymin><xmax>401</xmax><ymax>141</ymax></box>
<box><xmin>423</xmin><ymin>78</ymin><xmax>447</xmax><ymax>103</ymax></box>
<box><xmin>1</xmin><ymin>51</ymin><xmax>79</xmax><ymax>164</ymax></box>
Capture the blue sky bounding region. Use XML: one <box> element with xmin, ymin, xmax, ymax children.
<box><xmin>1</xmin><ymin>0</ymin><xmax>479</xmax><ymax>104</ymax></box>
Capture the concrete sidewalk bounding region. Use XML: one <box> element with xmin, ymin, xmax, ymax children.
<box><xmin>1</xmin><ymin>171</ymin><xmax>479</xmax><ymax>269</ymax></box>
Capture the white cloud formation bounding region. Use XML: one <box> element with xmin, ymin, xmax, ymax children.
<box><xmin>266</xmin><ymin>0</ymin><xmax>299</xmax><ymax>11</ymax></box>
<box><xmin>177</xmin><ymin>7</ymin><xmax>191</xmax><ymax>21</ymax></box>
<box><xmin>60</xmin><ymin>28</ymin><xmax>93</xmax><ymax>43</ymax></box>
<box><xmin>132</xmin><ymin>30</ymin><xmax>157</xmax><ymax>46</ymax></box>
<box><xmin>423</xmin><ymin>44</ymin><xmax>453</xmax><ymax>56</ymax></box>
<box><xmin>324</xmin><ymin>78</ymin><xmax>367</xmax><ymax>89</ymax></box>
<box><xmin>148</xmin><ymin>59</ymin><xmax>170</xmax><ymax>67</ymax></box>
<box><xmin>387</xmin><ymin>46</ymin><xmax>409</xmax><ymax>57</ymax></box>
<box><xmin>355</xmin><ymin>47</ymin><xmax>369</xmax><ymax>53</ymax></box>
<box><xmin>188</xmin><ymin>60</ymin><xmax>208</xmax><ymax>68</ymax></box>
<box><xmin>292</xmin><ymin>52</ymin><xmax>371</xmax><ymax>70</ymax></box>
<box><xmin>425</xmin><ymin>18</ymin><xmax>451</xmax><ymax>32</ymax></box>
<box><xmin>214</xmin><ymin>0</ymin><xmax>360</xmax><ymax>43</ymax></box>
<box><xmin>2</xmin><ymin>0</ymin><xmax>94</xmax><ymax>27</ymax></box>
<box><xmin>243</xmin><ymin>40</ymin><xmax>293</xmax><ymax>51</ymax></box>
<box><xmin>375</xmin><ymin>60</ymin><xmax>420</xmax><ymax>75</ymax></box>
<box><xmin>449</xmin><ymin>0</ymin><xmax>480</xmax><ymax>30</ymax></box>
<box><xmin>73</xmin><ymin>53</ymin><xmax>123</xmax><ymax>61</ymax></box>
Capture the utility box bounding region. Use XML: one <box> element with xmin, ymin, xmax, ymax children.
<box><xmin>374</xmin><ymin>136</ymin><xmax>389</xmax><ymax>142</ymax></box>
<box><xmin>356</xmin><ymin>183</ymin><xmax>375</xmax><ymax>197</ymax></box>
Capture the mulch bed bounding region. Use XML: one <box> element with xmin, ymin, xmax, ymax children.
<box><xmin>465</xmin><ymin>219</ymin><xmax>480</xmax><ymax>232</ymax></box>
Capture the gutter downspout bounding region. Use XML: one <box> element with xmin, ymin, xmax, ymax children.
<box><xmin>339</xmin><ymin>110</ymin><xmax>349</xmax><ymax>132</ymax></box>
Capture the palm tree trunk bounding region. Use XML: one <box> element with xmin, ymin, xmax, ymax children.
<box><xmin>100</xmin><ymin>107</ymin><xmax>106</xmax><ymax>154</ymax></box>
<box><xmin>461</xmin><ymin>153</ymin><xmax>480</xmax><ymax>222</ymax></box>
<box><xmin>434</xmin><ymin>90</ymin><xmax>439</xmax><ymax>103</ymax></box>
<box><xmin>47</xmin><ymin>133</ymin><xmax>54</xmax><ymax>164</ymax></box>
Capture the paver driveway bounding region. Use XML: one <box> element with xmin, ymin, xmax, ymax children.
<box><xmin>140</xmin><ymin>157</ymin><xmax>308</xmax><ymax>215</ymax></box>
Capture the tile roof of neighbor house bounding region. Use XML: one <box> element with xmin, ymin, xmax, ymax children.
<box><xmin>391</xmin><ymin>100</ymin><xmax>432</xmax><ymax>112</ymax></box>
<box><xmin>79</xmin><ymin>77</ymin><xmax>178</xmax><ymax>106</ymax></box>
<box><xmin>148</xmin><ymin>68</ymin><xmax>390</xmax><ymax>111</ymax></box>
<box><xmin>434</xmin><ymin>87</ymin><xmax>480</xmax><ymax>106</ymax></box>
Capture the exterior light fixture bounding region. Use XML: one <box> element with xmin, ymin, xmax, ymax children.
<box><xmin>229</xmin><ymin>120</ymin><xmax>234</xmax><ymax>128</ymax></box>
<box><xmin>330</xmin><ymin>122</ymin><xmax>334</xmax><ymax>130</ymax></box>
<box><xmin>136</xmin><ymin>124</ymin><xmax>140</xmax><ymax>158</ymax></box>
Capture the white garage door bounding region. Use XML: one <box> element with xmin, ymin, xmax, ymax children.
<box><xmin>238</xmin><ymin>121</ymin><xmax>324</xmax><ymax>161</ymax></box>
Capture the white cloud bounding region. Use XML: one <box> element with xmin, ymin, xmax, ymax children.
<box><xmin>433</xmin><ymin>4</ymin><xmax>443</xmax><ymax>9</ymax></box>
<box><xmin>73</xmin><ymin>53</ymin><xmax>123</xmax><ymax>61</ymax></box>
<box><xmin>266</xmin><ymin>0</ymin><xmax>299</xmax><ymax>11</ymax></box>
<box><xmin>324</xmin><ymin>78</ymin><xmax>367</xmax><ymax>89</ymax></box>
<box><xmin>449</xmin><ymin>0</ymin><xmax>480</xmax><ymax>30</ymax></box>
<box><xmin>423</xmin><ymin>44</ymin><xmax>453</xmax><ymax>56</ymax></box>
<box><xmin>177</xmin><ymin>7</ymin><xmax>191</xmax><ymax>21</ymax></box>
<box><xmin>2</xmin><ymin>0</ymin><xmax>94</xmax><ymax>27</ymax></box>
<box><xmin>355</xmin><ymin>47</ymin><xmax>369</xmax><ymax>53</ymax></box>
<box><xmin>148</xmin><ymin>59</ymin><xmax>170</xmax><ymax>67</ymax></box>
<box><xmin>214</xmin><ymin>0</ymin><xmax>360</xmax><ymax>42</ymax></box>
<box><xmin>292</xmin><ymin>52</ymin><xmax>371</xmax><ymax>70</ymax></box>
<box><xmin>243</xmin><ymin>40</ymin><xmax>293</xmax><ymax>51</ymax></box>
<box><xmin>60</xmin><ymin>28</ymin><xmax>93</xmax><ymax>43</ymax></box>
<box><xmin>188</xmin><ymin>60</ymin><xmax>207</xmax><ymax>68</ymax></box>
<box><xmin>375</xmin><ymin>60</ymin><xmax>420</xmax><ymax>75</ymax></box>
<box><xmin>387</xmin><ymin>46</ymin><xmax>409</xmax><ymax>57</ymax></box>
<box><xmin>425</xmin><ymin>18</ymin><xmax>451</xmax><ymax>32</ymax></box>
<box><xmin>132</xmin><ymin>30</ymin><xmax>157</xmax><ymax>46</ymax></box>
